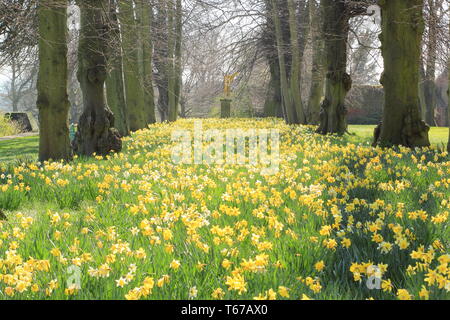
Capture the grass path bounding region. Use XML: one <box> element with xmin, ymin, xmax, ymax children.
<box><xmin>0</xmin><ymin>132</ymin><xmax>39</xmax><ymax>141</ymax></box>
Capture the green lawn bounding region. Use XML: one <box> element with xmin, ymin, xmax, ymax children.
<box><xmin>348</xmin><ymin>125</ymin><xmax>449</xmax><ymax>147</ymax></box>
<box><xmin>0</xmin><ymin>136</ymin><xmax>39</xmax><ymax>164</ymax></box>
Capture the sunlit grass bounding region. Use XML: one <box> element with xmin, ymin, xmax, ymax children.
<box><xmin>349</xmin><ymin>125</ymin><xmax>449</xmax><ymax>147</ymax></box>
<box><xmin>0</xmin><ymin>136</ymin><xmax>39</xmax><ymax>164</ymax></box>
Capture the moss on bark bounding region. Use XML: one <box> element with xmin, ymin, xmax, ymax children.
<box><xmin>374</xmin><ymin>0</ymin><xmax>430</xmax><ymax>148</ymax></box>
<box><xmin>316</xmin><ymin>0</ymin><xmax>350</xmax><ymax>135</ymax></box>
<box><xmin>119</xmin><ymin>0</ymin><xmax>147</xmax><ymax>131</ymax></box>
<box><xmin>106</xmin><ymin>0</ymin><xmax>129</xmax><ymax>137</ymax></box>
<box><xmin>73</xmin><ymin>0</ymin><xmax>122</xmax><ymax>156</ymax></box>
<box><xmin>138</xmin><ymin>0</ymin><xmax>156</xmax><ymax>125</ymax></box>
<box><xmin>306</xmin><ymin>0</ymin><xmax>326</xmax><ymax>125</ymax></box>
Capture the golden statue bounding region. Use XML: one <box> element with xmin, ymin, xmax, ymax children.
<box><xmin>224</xmin><ymin>72</ymin><xmax>239</xmax><ymax>97</ymax></box>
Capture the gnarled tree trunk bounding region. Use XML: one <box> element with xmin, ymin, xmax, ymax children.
<box><xmin>37</xmin><ymin>0</ymin><xmax>72</xmax><ymax>162</ymax></box>
<box><xmin>73</xmin><ymin>0</ymin><xmax>122</xmax><ymax>156</ymax></box>
<box><xmin>374</xmin><ymin>0</ymin><xmax>430</xmax><ymax>148</ymax></box>
<box><xmin>316</xmin><ymin>0</ymin><xmax>350</xmax><ymax>135</ymax></box>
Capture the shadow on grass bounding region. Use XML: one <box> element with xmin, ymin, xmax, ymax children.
<box><xmin>0</xmin><ymin>136</ymin><xmax>39</xmax><ymax>163</ymax></box>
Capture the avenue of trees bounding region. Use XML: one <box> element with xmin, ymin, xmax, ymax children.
<box><xmin>0</xmin><ymin>0</ymin><xmax>449</xmax><ymax>161</ymax></box>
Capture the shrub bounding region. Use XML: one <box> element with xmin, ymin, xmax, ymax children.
<box><xmin>0</xmin><ymin>114</ymin><xmax>21</xmax><ymax>137</ymax></box>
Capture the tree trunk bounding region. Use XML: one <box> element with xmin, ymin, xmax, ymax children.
<box><xmin>424</xmin><ymin>0</ymin><xmax>437</xmax><ymax>127</ymax></box>
<box><xmin>306</xmin><ymin>0</ymin><xmax>326</xmax><ymax>124</ymax></box>
<box><xmin>288</xmin><ymin>0</ymin><xmax>306</xmax><ymax>124</ymax></box>
<box><xmin>37</xmin><ymin>0</ymin><xmax>72</xmax><ymax>162</ymax></box>
<box><xmin>419</xmin><ymin>63</ymin><xmax>427</xmax><ymax>120</ymax></box>
<box><xmin>264</xmin><ymin>56</ymin><xmax>283</xmax><ymax>117</ymax></box>
<box><xmin>271</xmin><ymin>0</ymin><xmax>297</xmax><ymax>124</ymax></box>
<box><xmin>154</xmin><ymin>0</ymin><xmax>169</xmax><ymax>122</ymax></box>
<box><xmin>73</xmin><ymin>0</ymin><xmax>122</xmax><ymax>156</ymax></box>
<box><xmin>262</xmin><ymin>0</ymin><xmax>283</xmax><ymax>118</ymax></box>
<box><xmin>167</xmin><ymin>0</ymin><xmax>177</xmax><ymax>122</ymax></box>
<box><xmin>174</xmin><ymin>0</ymin><xmax>183</xmax><ymax>115</ymax></box>
<box><xmin>447</xmin><ymin>23</ymin><xmax>450</xmax><ymax>153</ymax></box>
<box><xmin>374</xmin><ymin>0</ymin><xmax>430</xmax><ymax>148</ymax></box>
<box><xmin>118</xmin><ymin>0</ymin><xmax>146</xmax><ymax>131</ymax></box>
<box><xmin>316</xmin><ymin>0</ymin><xmax>350</xmax><ymax>135</ymax></box>
<box><xmin>11</xmin><ymin>58</ymin><xmax>18</xmax><ymax>112</ymax></box>
<box><xmin>139</xmin><ymin>0</ymin><xmax>156</xmax><ymax>124</ymax></box>
<box><xmin>106</xmin><ymin>0</ymin><xmax>129</xmax><ymax>137</ymax></box>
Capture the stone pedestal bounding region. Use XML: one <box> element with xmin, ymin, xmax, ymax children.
<box><xmin>220</xmin><ymin>99</ymin><xmax>232</xmax><ymax>118</ymax></box>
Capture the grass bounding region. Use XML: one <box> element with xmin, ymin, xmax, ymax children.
<box><xmin>0</xmin><ymin>136</ymin><xmax>39</xmax><ymax>164</ymax></box>
<box><xmin>0</xmin><ymin>120</ymin><xmax>448</xmax><ymax>300</ymax></box>
<box><xmin>348</xmin><ymin>125</ymin><xmax>449</xmax><ymax>147</ymax></box>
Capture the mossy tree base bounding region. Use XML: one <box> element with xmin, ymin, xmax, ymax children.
<box><xmin>316</xmin><ymin>0</ymin><xmax>350</xmax><ymax>135</ymax></box>
<box><xmin>74</xmin><ymin>0</ymin><xmax>122</xmax><ymax>157</ymax></box>
<box><xmin>373</xmin><ymin>0</ymin><xmax>430</xmax><ymax>148</ymax></box>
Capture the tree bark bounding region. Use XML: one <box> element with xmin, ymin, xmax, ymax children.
<box><xmin>447</xmin><ymin>23</ymin><xmax>450</xmax><ymax>153</ymax></box>
<box><xmin>167</xmin><ymin>0</ymin><xmax>177</xmax><ymax>122</ymax></box>
<box><xmin>316</xmin><ymin>0</ymin><xmax>350</xmax><ymax>135</ymax></box>
<box><xmin>262</xmin><ymin>0</ymin><xmax>283</xmax><ymax>118</ymax></box>
<box><xmin>174</xmin><ymin>0</ymin><xmax>183</xmax><ymax>115</ymax></box>
<box><xmin>288</xmin><ymin>0</ymin><xmax>306</xmax><ymax>124</ymax></box>
<box><xmin>11</xmin><ymin>57</ymin><xmax>18</xmax><ymax>112</ymax></box>
<box><xmin>154</xmin><ymin>0</ymin><xmax>169</xmax><ymax>122</ymax></box>
<box><xmin>37</xmin><ymin>0</ymin><xmax>72</xmax><ymax>162</ymax></box>
<box><xmin>118</xmin><ymin>0</ymin><xmax>147</xmax><ymax>131</ymax></box>
<box><xmin>139</xmin><ymin>0</ymin><xmax>156</xmax><ymax>124</ymax></box>
<box><xmin>106</xmin><ymin>0</ymin><xmax>129</xmax><ymax>137</ymax></box>
<box><xmin>306</xmin><ymin>0</ymin><xmax>326</xmax><ymax>124</ymax></box>
<box><xmin>424</xmin><ymin>0</ymin><xmax>437</xmax><ymax>127</ymax></box>
<box><xmin>271</xmin><ymin>0</ymin><xmax>297</xmax><ymax>124</ymax></box>
<box><xmin>73</xmin><ymin>0</ymin><xmax>122</xmax><ymax>156</ymax></box>
<box><xmin>264</xmin><ymin>56</ymin><xmax>283</xmax><ymax>118</ymax></box>
<box><xmin>374</xmin><ymin>0</ymin><xmax>430</xmax><ymax>148</ymax></box>
<box><xmin>419</xmin><ymin>63</ymin><xmax>427</xmax><ymax>120</ymax></box>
